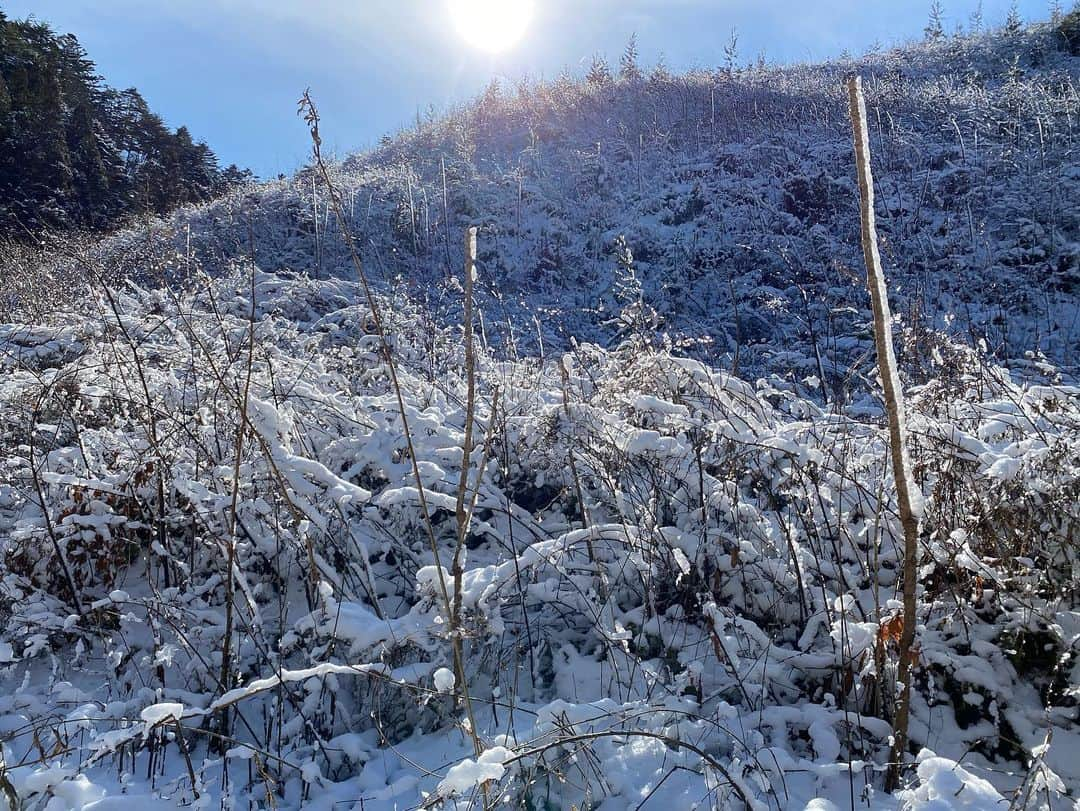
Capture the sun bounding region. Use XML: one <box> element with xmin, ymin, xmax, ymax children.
<box><xmin>448</xmin><ymin>0</ymin><xmax>535</xmax><ymax>54</ymax></box>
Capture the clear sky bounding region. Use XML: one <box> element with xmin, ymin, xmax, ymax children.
<box><xmin>4</xmin><ymin>1</ymin><xmax>1053</xmax><ymax>177</ymax></box>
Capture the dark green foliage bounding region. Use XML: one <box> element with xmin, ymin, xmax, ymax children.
<box><xmin>0</xmin><ymin>12</ymin><xmax>249</xmax><ymax>236</ymax></box>
<box><xmin>1057</xmin><ymin>4</ymin><xmax>1080</xmax><ymax>53</ymax></box>
<box><xmin>782</xmin><ymin>173</ymin><xmax>835</xmax><ymax>225</ymax></box>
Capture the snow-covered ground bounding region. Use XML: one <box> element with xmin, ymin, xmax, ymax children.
<box><xmin>0</xmin><ymin>266</ymin><xmax>1076</xmax><ymax>809</ymax></box>
<box><xmin>0</xmin><ymin>18</ymin><xmax>1078</xmax><ymax>811</ymax></box>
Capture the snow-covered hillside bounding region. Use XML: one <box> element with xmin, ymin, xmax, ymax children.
<box><xmin>0</xmin><ymin>17</ymin><xmax>1077</xmax><ymax>811</ymax></box>
<box><xmin>47</xmin><ymin>20</ymin><xmax>1079</xmax><ymax>391</ymax></box>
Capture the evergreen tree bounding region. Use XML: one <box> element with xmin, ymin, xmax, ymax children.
<box><xmin>649</xmin><ymin>55</ymin><xmax>671</xmax><ymax>84</ymax></box>
<box><xmin>609</xmin><ymin>235</ymin><xmax>659</xmax><ymax>344</ymax></box>
<box><xmin>221</xmin><ymin>164</ymin><xmax>254</xmax><ymax>187</ymax></box>
<box><xmin>22</xmin><ymin>54</ymin><xmax>75</xmax><ymax>228</ymax></box>
<box><xmin>723</xmin><ymin>28</ymin><xmax>739</xmax><ymax>73</ymax></box>
<box><xmin>67</xmin><ymin>100</ymin><xmax>111</xmax><ymax>228</ymax></box>
<box><xmin>1005</xmin><ymin>1</ymin><xmax>1023</xmax><ymax>35</ymax></box>
<box><xmin>620</xmin><ymin>34</ymin><xmax>642</xmax><ymax>82</ymax></box>
<box><xmin>586</xmin><ymin>55</ymin><xmax>612</xmax><ymax>88</ymax></box>
<box><xmin>0</xmin><ymin>71</ymin><xmax>10</xmax><ymax>140</ymax></box>
<box><xmin>970</xmin><ymin>1</ymin><xmax>984</xmax><ymax>32</ymax></box>
<box><xmin>0</xmin><ymin>12</ymin><xmax>245</xmax><ymax>237</ymax></box>
<box><xmin>925</xmin><ymin>1</ymin><xmax>945</xmax><ymax>41</ymax></box>
<box><xmin>1057</xmin><ymin>3</ymin><xmax>1080</xmax><ymax>54</ymax></box>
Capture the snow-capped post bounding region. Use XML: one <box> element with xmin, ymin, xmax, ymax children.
<box><xmin>846</xmin><ymin>75</ymin><xmax>922</xmax><ymax>791</ymax></box>
<box><xmin>311</xmin><ymin>172</ymin><xmax>321</xmax><ymax>279</ymax></box>
<box><xmin>453</xmin><ymin>226</ymin><xmax>479</xmax><ymax>594</ymax></box>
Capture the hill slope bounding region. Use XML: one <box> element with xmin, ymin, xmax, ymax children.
<box><xmin>65</xmin><ymin>19</ymin><xmax>1080</xmax><ymax>396</ymax></box>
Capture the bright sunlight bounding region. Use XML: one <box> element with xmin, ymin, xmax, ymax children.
<box><xmin>448</xmin><ymin>0</ymin><xmax>535</xmax><ymax>53</ymax></box>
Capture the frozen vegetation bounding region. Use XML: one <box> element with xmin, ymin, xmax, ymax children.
<box><xmin>0</xmin><ymin>15</ymin><xmax>1077</xmax><ymax>811</ymax></box>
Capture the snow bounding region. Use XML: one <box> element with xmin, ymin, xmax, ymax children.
<box><xmin>437</xmin><ymin>746</ymin><xmax>513</xmax><ymax>796</ymax></box>
<box><xmin>899</xmin><ymin>750</ymin><xmax>1008</xmax><ymax>810</ymax></box>
<box><xmin>7</xmin><ymin>766</ymin><xmax>176</xmax><ymax>810</ymax></box>
<box><xmin>139</xmin><ymin>702</ymin><xmax>184</xmax><ymax>734</ymax></box>
<box><xmin>432</xmin><ymin>666</ymin><xmax>456</xmax><ymax>693</ymax></box>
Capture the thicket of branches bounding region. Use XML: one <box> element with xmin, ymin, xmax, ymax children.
<box><xmin>0</xmin><ymin>235</ymin><xmax>1075</xmax><ymax>806</ymax></box>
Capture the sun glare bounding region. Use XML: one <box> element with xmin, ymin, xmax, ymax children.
<box><xmin>448</xmin><ymin>0</ymin><xmax>535</xmax><ymax>54</ymax></box>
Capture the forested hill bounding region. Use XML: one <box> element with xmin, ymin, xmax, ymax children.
<box><xmin>0</xmin><ymin>10</ymin><xmax>250</xmax><ymax>237</ymax></box>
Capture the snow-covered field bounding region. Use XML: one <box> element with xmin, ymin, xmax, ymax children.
<box><xmin>0</xmin><ymin>18</ymin><xmax>1078</xmax><ymax>811</ymax></box>
<box><xmin>0</xmin><ymin>267</ymin><xmax>1076</xmax><ymax>809</ymax></box>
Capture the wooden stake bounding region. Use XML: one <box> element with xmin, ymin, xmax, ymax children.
<box><xmin>847</xmin><ymin>75</ymin><xmax>921</xmax><ymax>792</ymax></box>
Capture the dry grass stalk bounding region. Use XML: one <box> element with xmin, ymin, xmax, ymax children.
<box><xmin>296</xmin><ymin>92</ymin><xmax>489</xmax><ymax>794</ymax></box>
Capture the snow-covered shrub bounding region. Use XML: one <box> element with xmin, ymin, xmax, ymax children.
<box><xmin>0</xmin><ymin>264</ymin><xmax>1075</xmax><ymax>808</ymax></box>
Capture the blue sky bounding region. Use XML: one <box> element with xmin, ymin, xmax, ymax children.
<box><xmin>5</xmin><ymin>1</ymin><xmax>1052</xmax><ymax>177</ymax></box>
